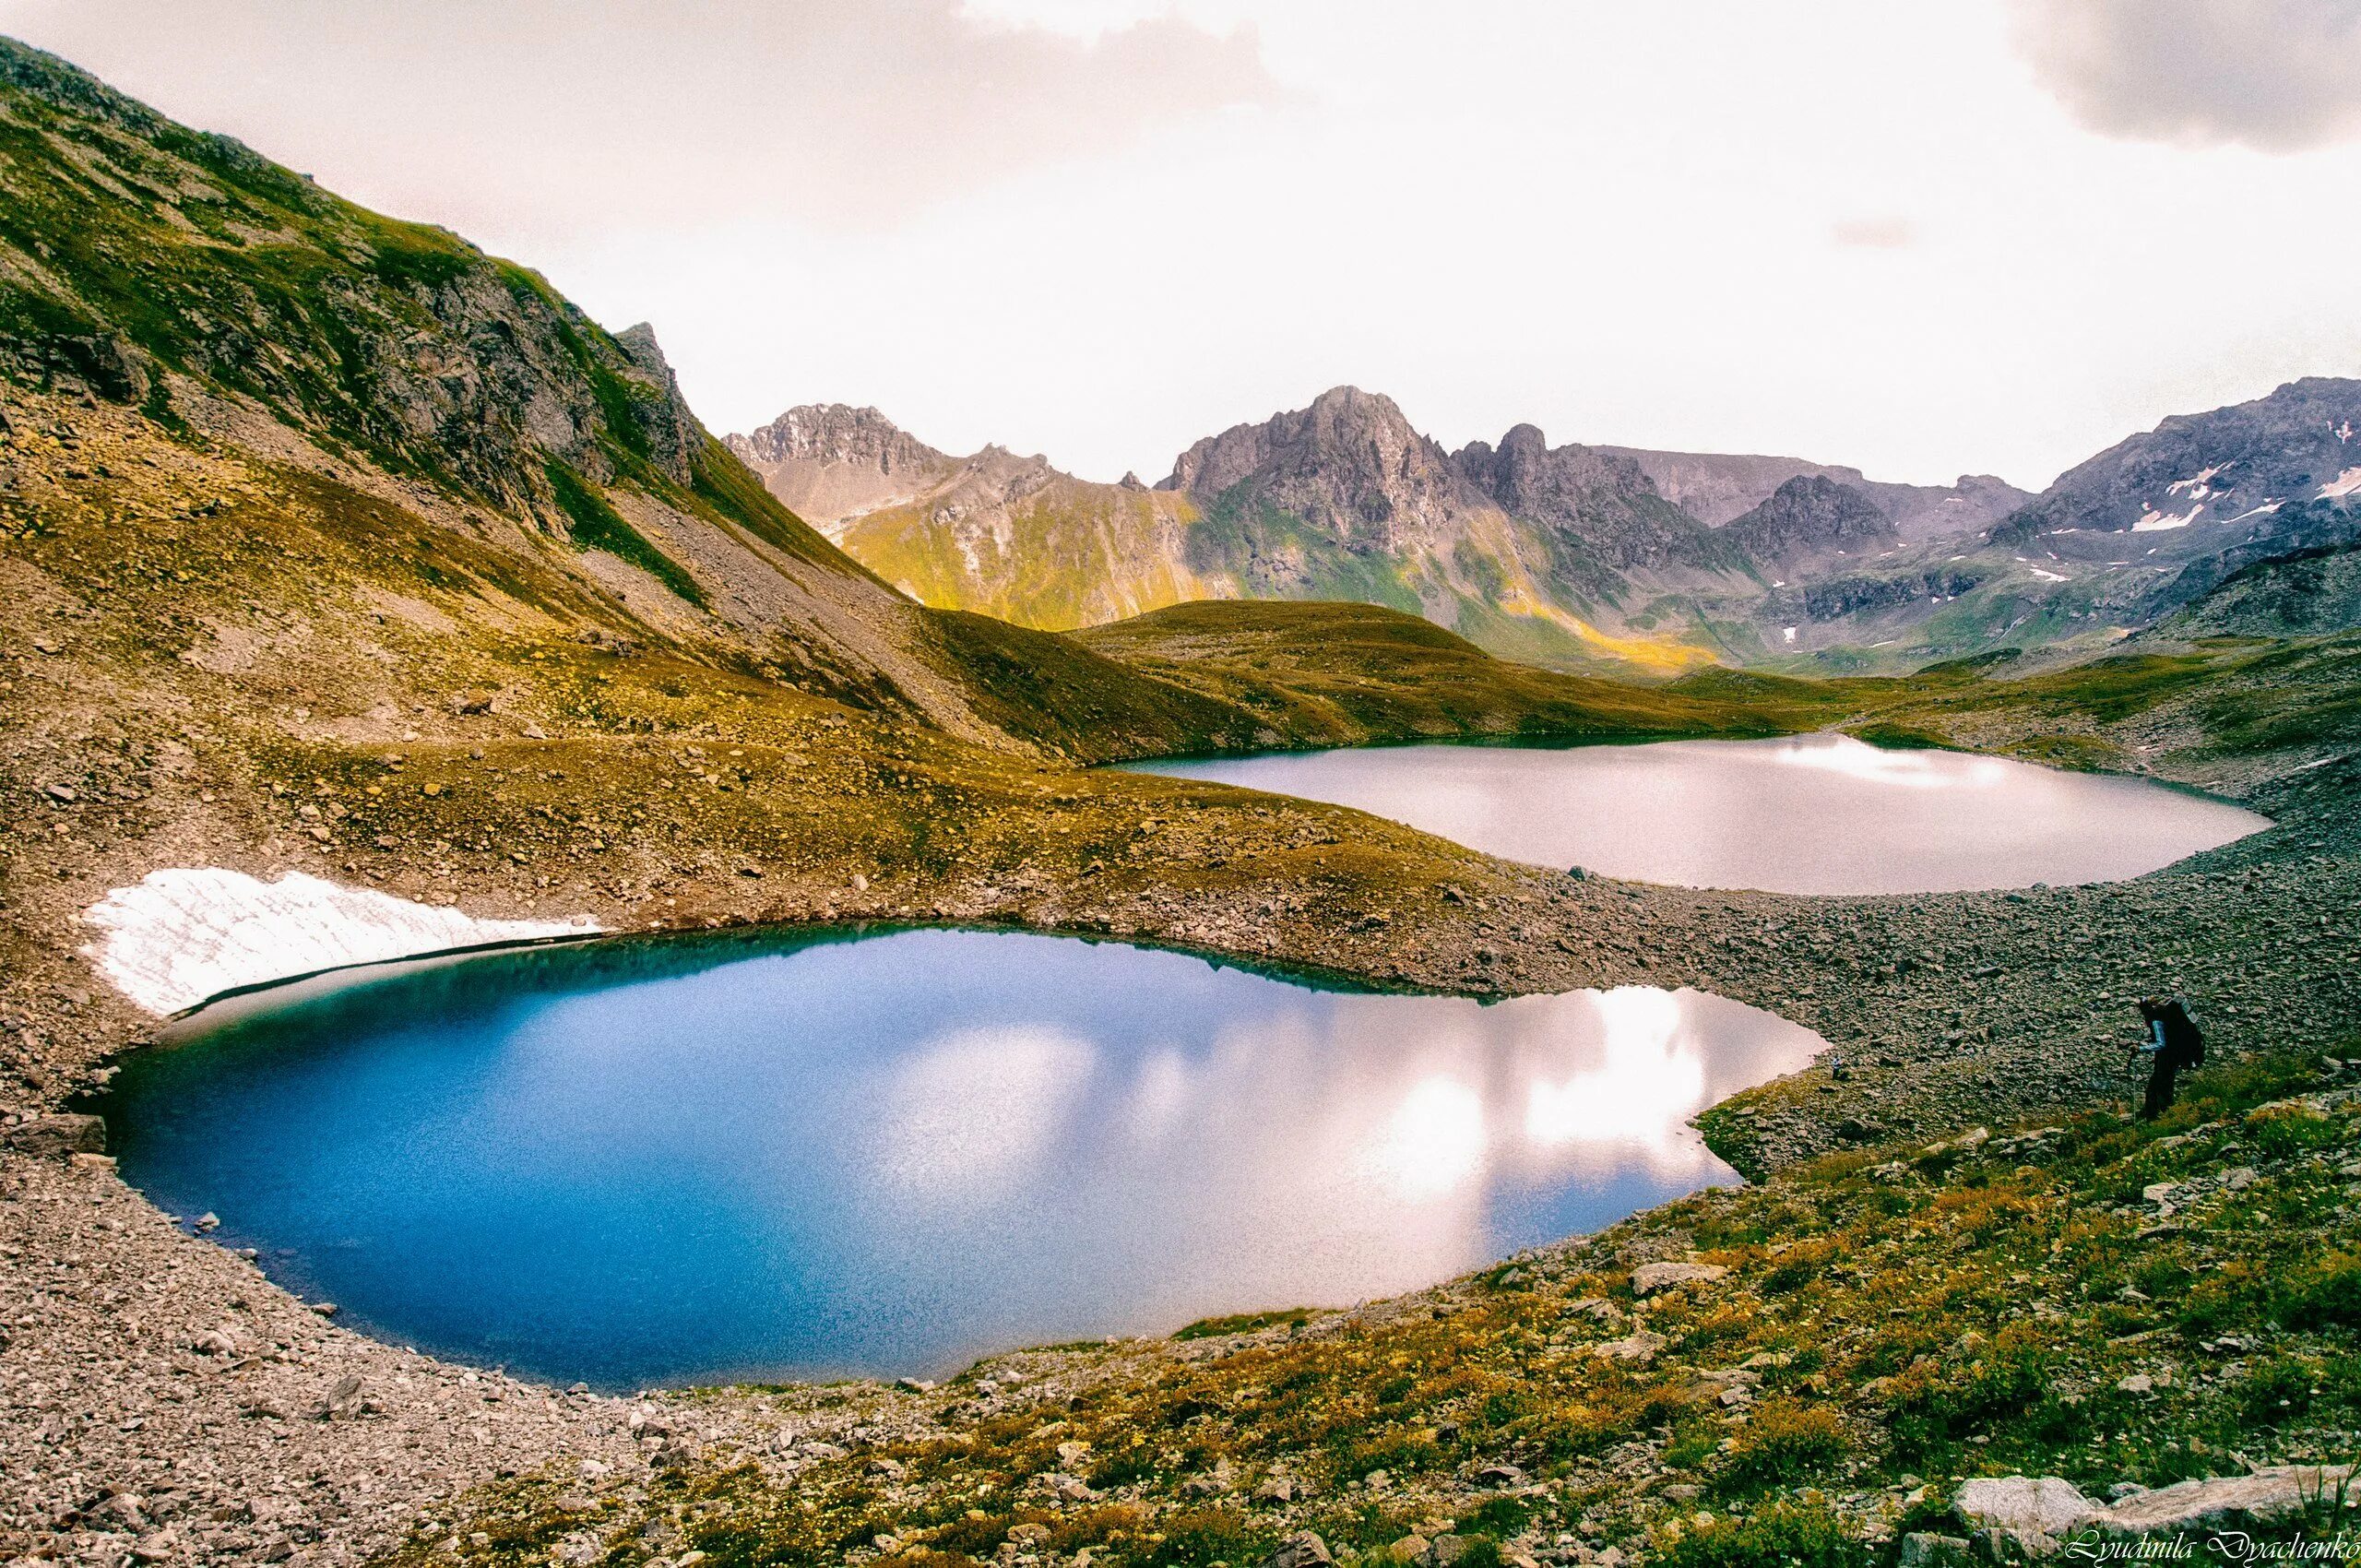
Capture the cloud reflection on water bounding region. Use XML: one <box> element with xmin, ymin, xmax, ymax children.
<box><xmin>852</xmin><ymin>980</ymin><xmax>1813</xmax><ymax>1336</ymax></box>
<box><xmin>106</xmin><ymin>930</ymin><xmax>1821</xmax><ymax>1387</ymax></box>
<box><xmin>1128</xmin><ymin>733</ymin><xmax>2267</xmax><ymax>894</ymax></box>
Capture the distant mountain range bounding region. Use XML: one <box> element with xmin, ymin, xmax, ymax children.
<box><xmin>731</xmin><ymin>379</ymin><xmax>2361</xmax><ymax>671</ymax></box>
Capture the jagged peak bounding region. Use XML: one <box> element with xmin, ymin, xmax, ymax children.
<box><xmin>611</xmin><ymin>322</ymin><xmax>672</xmax><ymax>379</ymax></box>
<box><xmin>731</xmin><ymin>403</ymin><xmax>949</xmax><ymax>469</ymax></box>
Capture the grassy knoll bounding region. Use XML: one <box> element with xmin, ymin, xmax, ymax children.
<box><xmin>1075</xmin><ymin>601</ymin><xmax>1820</xmax><ymax>750</ymax></box>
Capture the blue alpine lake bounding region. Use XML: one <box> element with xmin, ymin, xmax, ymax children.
<box><xmin>101</xmin><ymin>927</ymin><xmax>1822</xmax><ymax>1391</ymax></box>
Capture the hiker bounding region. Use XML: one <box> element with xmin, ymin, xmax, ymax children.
<box><xmin>2135</xmin><ymin>995</ymin><xmax>2204</xmax><ymax>1119</ymax></box>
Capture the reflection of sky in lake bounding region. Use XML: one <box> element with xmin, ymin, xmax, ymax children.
<box><xmin>1123</xmin><ymin>733</ymin><xmax>2268</xmax><ymax>894</ymax></box>
<box><xmin>103</xmin><ymin>929</ymin><xmax>1821</xmax><ymax>1391</ymax></box>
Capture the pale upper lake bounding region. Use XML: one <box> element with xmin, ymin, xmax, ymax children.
<box><xmin>1122</xmin><ymin>733</ymin><xmax>2268</xmax><ymax>894</ymax></box>
<box><xmin>101</xmin><ymin>928</ymin><xmax>1820</xmax><ymax>1391</ymax></box>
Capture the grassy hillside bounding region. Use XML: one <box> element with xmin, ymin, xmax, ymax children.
<box><xmin>1077</xmin><ymin>601</ymin><xmax>1796</xmax><ymax>747</ymax></box>
<box><xmin>839</xmin><ymin>480</ymin><xmax>1226</xmax><ymax>631</ymax></box>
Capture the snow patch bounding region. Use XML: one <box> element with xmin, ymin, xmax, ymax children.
<box><xmin>2319</xmin><ymin>467</ymin><xmax>2361</xmax><ymax>500</ymax></box>
<box><xmin>2029</xmin><ymin>567</ymin><xmax>2070</xmax><ymax>582</ymax></box>
<box><xmin>2223</xmin><ymin>500</ymin><xmax>2283</xmax><ymax>523</ymax></box>
<box><xmin>2165</xmin><ymin>465</ymin><xmax>2224</xmax><ymax>499</ymax></box>
<box><xmin>2132</xmin><ymin>505</ymin><xmax>2201</xmax><ymax>531</ymax></box>
<box><xmin>1782</xmin><ymin>625</ymin><xmax>1797</xmax><ymax>644</ymax></box>
<box><xmin>83</xmin><ymin>868</ymin><xmax>599</xmax><ymax>1016</ymax></box>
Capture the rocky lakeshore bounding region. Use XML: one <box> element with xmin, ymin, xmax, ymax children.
<box><xmin>5</xmin><ymin>708</ymin><xmax>2356</xmax><ymax>1565</ymax></box>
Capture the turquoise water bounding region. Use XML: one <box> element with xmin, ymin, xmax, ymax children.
<box><xmin>101</xmin><ymin>928</ymin><xmax>1821</xmax><ymax>1391</ymax></box>
<box><xmin>1121</xmin><ymin>733</ymin><xmax>2268</xmax><ymax>894</ymax></box>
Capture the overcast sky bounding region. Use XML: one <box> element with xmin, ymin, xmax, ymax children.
<box><xmin>5</xmin><ymin>0</ymin><xmax>2359</xmax><ymax>489</ymax></box>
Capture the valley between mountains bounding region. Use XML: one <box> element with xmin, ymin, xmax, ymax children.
<box><xmin>1</xmin><ymin>33</ymin><xmax>2358</xmax><ymax>1568</ymax></box>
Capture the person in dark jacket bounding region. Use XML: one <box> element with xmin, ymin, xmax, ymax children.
<box><xmin>2136</xmin><ymin>995</ymin><xmax>2204</xmax><ymax>1119</ymax></box>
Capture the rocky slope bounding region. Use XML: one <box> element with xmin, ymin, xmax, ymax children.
<box><xmin>1451</xmin><ymin>423</ymin><xmax>1736</xmax><ymax>584</ymax></box>
<box><xmin>1994</xmin><ymin>377</ymin><xmax>2361</xmax><ymax>544</ymax></box>
<box><xmin>0</xmin><ymin>35</ymin><xmax>1394</xmax><ymax>764</ymax></box>
<box><xmin>1598</xmin><ymin>446</ymin><xmax>2031</xmax><ymax>540</ymax></box>
<box><xmin>728</xmin><ymin>406</ymin><xmax>1222</xmax><ymax>630</ymax></box>
<box><xmin>730</xmin><ymin>389</ymin><xmax>1752</xmax><ymax>671</ymax></box>
<box><xmin>1160</xmin><ymin>389</ymin><xmax>1734</xmax><ymax>660</ymax></box>
<box><xmin>2149</xmin><ymin>536</ymin><xmax>2361</xmax><ymax>640</ymax></box>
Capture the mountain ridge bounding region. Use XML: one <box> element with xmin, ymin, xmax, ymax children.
<box><xmin>730</xmin><ymin>379</ymin><xmax>2361</xmax><ymax>671</ymax></box>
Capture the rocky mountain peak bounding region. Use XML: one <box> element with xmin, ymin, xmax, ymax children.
<box><xmin>1724</xmin><ymin>474</ymin><xmax>1896</xmax><ymax>561</ymax></box>
<box><xmin>728</xmin><ymin>403</ymin><xmax>947</xmax><ymax>475</ymax></box>
<box><xmin>1453</xmin><ymin>424</ymin><xmax>1658</xmax><ymax>517</ymax></box>
<box><xmin>1451</xmin><ymin>424</ymin><xmax>1714</xmax><ymax>576</ymax></box>
<box><xmin>1158</xmin><ymin>386</ymin><xmax>1477</xmax><ymax>552</ymax></box>
<box><xmin>607</xmin><ymin>323</ymin><xmax>703</xmax><ymax>481</ymax></box>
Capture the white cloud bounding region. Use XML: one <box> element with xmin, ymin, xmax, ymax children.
<box><xmin>3</xmin><ymin>2</ymin><xmax>2358</xmax><ymax>492</ymax></box>
<box><xmin>2011</xmin><ymin>0</ymin><xmax>2361</xmax><ymax>152</ymax></box>
<box><xmin>0</xmin><ymin>0</ymin><xmax>1281</xmax><ymax>234</ymax></box>
<box><xmin>1830</xmin><ymin>216</ymin><xmax>1917</xmax><ymax>250</ymax></box>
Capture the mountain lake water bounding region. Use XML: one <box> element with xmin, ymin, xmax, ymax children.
<box><xmin>101</xmin><ymin>927</ymin><xmax>1821</xmax><ymax>1391</ymax></box>
<box><xmin>1121</xmin><ymin>732</ymin><xmax>2269</xmax><ymax>894</ymax></box>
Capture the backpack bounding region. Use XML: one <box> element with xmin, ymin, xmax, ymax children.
<box><xmin>2157</xmin><ymin>999</ymin><xmax>2203</xmax><ymax>1066</ymax></box>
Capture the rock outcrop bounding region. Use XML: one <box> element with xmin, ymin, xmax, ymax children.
<box><xmin>1453</xmin><ymin>423</ymin><xmax>1727</xmax><ymax>577</ymax></box>
<box><xmin>1951</xmin><ymin>1467</ymin><xmax>2358</xmax><ymax>1553</ymax></box>
<box><xmin>2100</xmin><ymin>1465</ymin><xmax>2355</xmax><ymax>1536</ymax></box>
<box><xmin>1161</xmin><ymin>386</ymin><xmax>1489</xmax><ymax>558</ymax></box>
<box><xmin>1724</xmin><ymin>474</ymin><xmax>1898</xmax><ymax>562</ymax></box>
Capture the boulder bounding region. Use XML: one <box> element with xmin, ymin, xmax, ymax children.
<box><xmin>1593</xmin><ymin>1330</ymin><xmax>1667</xmax><ymax>1365</ymax></box>
<box><xmin>1897</xmin><ymin>1534</ymin><xmax>1973</xmax><ymax>1568</ymax></box>
<box><xmin>1027</xmin><ymin>1471</ymin><xmax>1094</xmax><ymax>1504</ymax></box>
<box><xmin>5</xmin><ymin>1113</ymin><xmax>106</xmax><ymax>1157</ymax></box>
<box><xmin>1261</xmin><ymin>1532</ymin><xmax>1334</xmax><ymax>1568</ymax></box>
<box><xmin>1952</xmin><ymin>1477</ymin><xmax>2104</xmax><ymax>1554</ymax></box>
<box><xmin>2100</xmin><ymin>1466</ymin><xmax>2355</xmax><ymax>1536</ymax></box>
<box><xmin>1630</xmin><ymin>1262</ymin><xmax>1727</xmax><ymax>1297</ymax></box>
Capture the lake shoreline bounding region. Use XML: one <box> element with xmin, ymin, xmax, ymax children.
<box><xmin>5</xmin><ymin>727</ymin><xmax>2358</xmax><ymax>1563</ymax></box>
